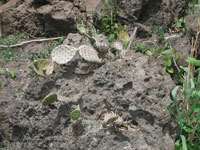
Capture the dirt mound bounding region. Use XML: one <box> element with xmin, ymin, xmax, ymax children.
<box><xmin>95</xmin><ymin>0</ymin><xmax>185</xmax><ymax>36</ymax></box>
<box><xmin>10</xmin><ymin>53</ymin><xmax>177</xmax><ymax>150</ymax></box>
<box><xmin>1</xmin><ymin>0</ymin><xmax>185</xmax><ymax>37</ymax></box>
<box><xmin>1</xmin><ymin>0</ymin><xmax>85</xmax><ymax>37</ymax></box>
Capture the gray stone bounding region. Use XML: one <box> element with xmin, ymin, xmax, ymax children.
<box><xmin>10</xmin><ymin>53</ymin><xmax>177</xmax><ymax>150</ymax></box>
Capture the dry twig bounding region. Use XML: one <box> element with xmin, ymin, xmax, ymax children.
<box><xmin>0</xmin><ymin>37</ymin><xmax>63</xmax><ymax>49</ymax></box>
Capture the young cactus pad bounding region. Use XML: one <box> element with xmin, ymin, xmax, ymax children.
<box><xmin>70</xmin><ymin>109</ymin><xmax>81</xmax><ymax>120</ymax></box>
<box><xmin>42</xmin><ymin>93</ymin><xmax>58</xmax><ymax>106</ymax></box>
<box><xmin>78</xmin><ymin>45</ymin><xmax>101</xmax><ymax>63</ymax></box>
<box><xmin>77</xmin><ymin>24</ymin><xmax>87</xmax><ymax>34</ymax></box>
<box><xmin>51</xmin><ymin>45</ymin><xmax>78</xmax><ymax>64</ymax></box>
<box><xmin>33</xmin><ymin>59</ymin><xmax>54</xmax><ymax>76</ymax></box>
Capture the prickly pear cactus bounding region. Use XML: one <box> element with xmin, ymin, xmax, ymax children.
<box><xmin>51</xmin><ymin>45</ymin><xmax>78</xmax><ymax>64</ymax></box>
<box><xmin>33</xmin><ymin>59</ymin><xmax>54</xmax><ymax>76</ymax></box>
<box><xmin>70</xmin><ymin>109</ymin><xmax>81</xmax><ymax>120</ymax></box>
<box><xmin>42</xmin><ymin>93</ymin><xmax>58</xmax><ymax>106</ymax></box>
<box><xmin>78</xmin><ymin>45</ymin><xmax>101</xmax><ymax>63</ymax></box>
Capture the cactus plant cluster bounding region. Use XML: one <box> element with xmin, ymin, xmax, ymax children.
<box><xmin>32</xmin><ymin>44</ymin><xmax>101</xmax><ymax>76</ymax></box>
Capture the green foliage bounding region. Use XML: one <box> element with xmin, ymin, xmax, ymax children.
<box><xmin>0</xmin><ymin>80</ymin><xmax>2</xmax><ymax>88</ymax></box>
<box><xmin>77</xmin><ymin>24</ymin><xmax>96</xmax><ymax>44</ymax></box>
<box><xmin>160</xmin><ymin>49</ymin><xmax>179</xmax><ymax>75</ymax></box>
<box><xmin>29</xmin><ymin>51</ymin><xmax>50</xmax><ymax>61</ymax></box>
<box><xmin>108</xmin><ymin>34</ymin><xmax>116</xmax><ymax>42</ymax></box>
<box><xmin>0</xmin><ymin>34</ymin><xmax>29</xmax><ymax>46</ymax></box>
<box><xmin>9</xmin><ymin>71</ymin><xmax>15</xmax><ymax>79</ymax></box>
<box><xmin>101</xmin><ymin>0</ymin><xmax>119</xmax><ymax>36</ymax></box>
<box><xmin>172</xmin><ymin>17</ymin><xmax>188</xmax><ymax>35</ymax></box>
<box><xmin>186</xmin><ymin>57</ymin><xmax>200</xmax><ymax>66</ymax></box>
<box><xmin>168</xmin><ymin>76</ymin><xmax>200</xmax><ymax>150</ymax></box>
<box><xmin>133</xmin><ymin>44</ymin><xmax>153</xmax><ymax>56</ymax></box>
<box><xmin>155</xmin><ymin>26</ymin><xmax>165</xmax><ymax>42</ymax></box>
<box><xmin>186</xmin><ymin>0</ymin><xmax>200</xmax><ymax>14</ymax></box>
<box><xmin>70</xmin><ymin>109</ymin><xmax>81</xmax><ymax>120</ymax></box>
<box><xmin>0</xmin><ymin>34</ymin><xmax>29</xmax><ymax>63</ymax></box>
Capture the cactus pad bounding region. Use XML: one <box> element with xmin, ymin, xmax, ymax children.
<box><xmin>78</xmin><ymin>45</ymin><xmax>101</xmax><ymax>63</ymax></box>
<box><xmin>42</xmin><ymin>93</ymin><xmax>57</xmax><ymax>106</ymax></box>
<box><xmin>33</xmin><ymin>59</ymin><xmax>54</xmax><ymax>76</ymax></box>
<box><xmin>51</xmin><ymin>45</ymin><xmax>78</xmax><ymax>64</ymax></box>
<box><xmin>70</xmin><ymin>109</ymin><xmax>81</xmax><ymax>120</ymax></box>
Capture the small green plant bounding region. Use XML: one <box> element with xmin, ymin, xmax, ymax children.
<box><xmin>160</xmin><ymin>49</ymin><xmax>179</xmax><ymax>75</ymax></box>
<box><xmin>155</xmin><ymin>26</ymin><xmax>165</xmax><ymax>42</ymax></box>
<box><xmin>172</xmin><ymin>17</ymin><xmax>188</xmax><ymax>35</ymax></box>
<box><xmin>70</xmin><ymin>109</ymin><xmax>81</xmax><ymax>120</ymax></box>
<box><xmin>168</xmin><ymin>77</ymin><xmax>200</xmax><ymax>150</ymax></box>
<box><xmin>0</xmin><ymin>33</ymin><xmax>30</xmax><ymax>63</ymax></box>
<box><xmin>29</xmin><ymin>51</ymin><xmax>50</xmax><ymax>61</ymax></box>
<box><xmin>101</xmin><ymin>0</ymin><xmax>119</xmax><ymax>36</ymax></box>
<box><xmin>9</xmin><ymin>71</ymin><xmax>15</xmax><ymax>79</ymax></box>
<box><xmin>186</xmin><ymin>0</ymin><xmax>200</xmax><ymax>14</ymax></box>
<box><xmin>133</xmin><ymin>44</ymin><xmax>153</xmax><ymax>56</ymax></box>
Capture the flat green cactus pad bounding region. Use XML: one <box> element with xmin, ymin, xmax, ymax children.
<box><xmin>77</xmin><ymin>24</ymin><xmax>87</xmax><ymax>34</ymax></box>
<box><xmin>33</xmin><ymin>59</ymin><xmax>54</xmax><ymax>76</ymax></box>
<box><xmin>42</xmin><ymin>93</ymin><xmax>57</xmax><ymax>106</ymax></box>
<box><xmin>70</xmin><ymin>109</ymin><xmax>81</xmax><ymax>120</ymax></box>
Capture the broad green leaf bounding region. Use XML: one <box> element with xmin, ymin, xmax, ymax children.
<box><xmin>183</xmin><ymin>125</ymin><xmax>193</xmax><ymax>133</ymax></box>
<box><xmin>176</xmin><ymin>22</ymin><xmax>182</xmax><ymax>28</ymax></box>
<box><xmin>160</xmin><ymin>49</ymin><xmax>173</xmax><ymax>55</ymax></box>
<box><xmin>71</xmin><ymin>109</ymin><xmax>81</xmax><ymax>120</ymax></box>
<box><xmin>108</xmin><ymin>34</ymin><xmax>116</xmax><ymax>42</ymax></box>
<box><xmin>166</xmin><ymin>58</ymin><xmax>172</xmax><ymax>66</ymax></box>
<box><xmin>167</xmin><ymin>67</ymin><xmax>174</xmax><ymax>74</ymax></box>
<box><xmin>146</xmin><ymin>50</ymin><xmax>153</xmax><ymax>56</ymax></box>
<box><xmin>0</xmin><ymin>80</ymin><xmax>2</xmax><ymax>88</ymax></box>
<box><xmin>28</xmin><ymin>65</ymin><xmax>34</xmax><ymax>70</ymax></box>
<box><xmin>186</xmin><ymin>57</ymin><xmax>200</xmax><ymax>66</ymax></box>
<box><xmin>104</xmin><ymin>3</ymin><xmax>109</xmax><ymax>8</ymax></box>
<box><xmin>42</xmin><ymin>93</ymin><xmax>57</xmax><ymax>106</ymax></box>
<box><xmin>77</xmin><ymin>24</ymin><xmax>87</xmax><ymax>34</ymax></box>
<box><xmin>10</xmin><ymin>71</ymin><xmax>15</xmax><ymax>79</ymax></box>
<box><xmin>180</xmin><ymin>135</ymin><xmax>188</xmax><ymax>150</ymax></box>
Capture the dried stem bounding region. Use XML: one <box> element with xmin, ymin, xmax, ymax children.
<box><xmin>0</xmin><ymin>37</ymin><xmax>63</xmax><ymax>49</ymax></box>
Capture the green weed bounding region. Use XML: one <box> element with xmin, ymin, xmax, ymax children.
<box><xmin>168</xmin><ymin>77</ymin><xmax>200</xmax><ymax>150</ymax></box>
<box><xmin>186</xmin><ymin>0</ymin><xmax>200</xmax><ymax>14</ymax></box>
<box><xmin>0</xmin><ymin>34</ymin><xmax>29</xmax><ymax>63</ymax></box>
<box><xmin>101</xmin><ymin>0</ymin><xmax>119</xmax><ymax>36</ymax></box>
<box><xmin>155</xmin><ymin>26</ymin><xmax>165</xmax><ymax>42</ymax></box>
<box><xmin>29</xmin><ymin>51</ymin><xmax>50</xmax><ymax>61</ymax></box>
<box><xmin>133</xmin><ymin>44</ymin><xmax>153</xmax><ymax>56</ymax></box>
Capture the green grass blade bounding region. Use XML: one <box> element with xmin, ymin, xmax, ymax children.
<box><xmin>180</xmin><ymin>135</ymin><xmax>188</xmax><ymax>150</ymax></box>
